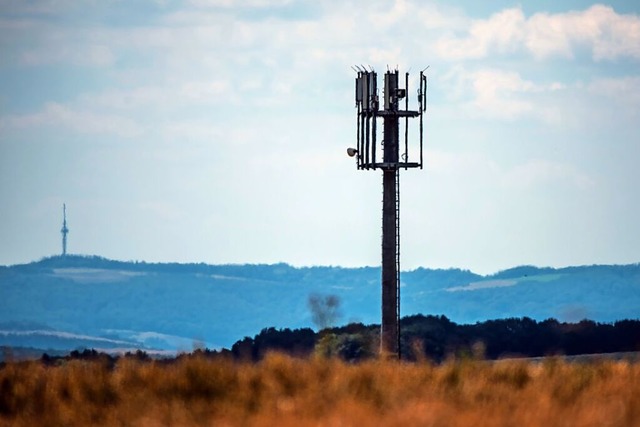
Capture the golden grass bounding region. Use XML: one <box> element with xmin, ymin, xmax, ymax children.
<box><xmin>1</xmin><ymin>353</ymin><xmax>639</xmax><ymax>426</ymax></box>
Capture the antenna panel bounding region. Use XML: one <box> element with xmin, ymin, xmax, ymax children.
<box><xmin>384</xmin><ymin>73</ymin><xmax>390</xmax><ymax>110</ymax></box>
<box><xmin>362</xmin><ymin>73</ymin><xmax>370</xmax><ymax>110</ymax></box>
<box><xmin>353</xmin><ymin>67</ymin><xmax>426</xmax><ymax>170</ymax></box>
<box><xmin>418</xmin><ymin>72</ymin><xmax>427</xmax><ymax>112</ymax></box>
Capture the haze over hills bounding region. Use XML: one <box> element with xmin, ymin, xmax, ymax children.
<box><xmin>1</xmin><ymin>255</ymin><xmax>639</xmax><ymax>352</ymax></box>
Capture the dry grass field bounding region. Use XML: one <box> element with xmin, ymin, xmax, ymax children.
<box><xmin>1</xmin><ymin>352</ymin><xmax>639</xmax><ymax>426</ymax></box>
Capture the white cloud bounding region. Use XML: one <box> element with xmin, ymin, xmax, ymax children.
<box><xmin>426</xmin><ymin>149</ymin><xmax>499</xmax><ymax>179</ymax></box>
<box><xmin>0</xmin><ymin>0</ymin><xmax>79</xmax><ymax>15</ymax></box>
<box><xmin>442</xmin><ymin>67</ymin><xmax>564</xmax><ymax>120</ymax></box>
<box><xmin>0</xmin><ymin>103</ymin><xmax>142</xmax><ymax>138</ymax></box>
<box><xmin>78</xmin><ymin>76</ymin><xmax>291</xmax><ymax>113</ymax></box>
<box><xmin>80</xmin><ymin>87</ymin><xmax>168</xmax><ymax>110</ymax></box>
<box><xmin>179</xmin><ymin>80</ymin><xmax>233</xmax><ymax>101</ymax></box>
<box><xmin>369</xmin><ymin>0</ymin><xmax>410</xmax><ymax>29</ymax></box>
<box><xmin>470</xmin><ymin>69</ymin><xmax>535</xmax><ymax>118</ymax></box>
<box><xmin>437</xmin><ymin>4</ymin><xmax>640</xmax><ymax>61</ymax></box>
<box><xmin>427</xmin><ymin>150</ymin><xmax>593</xmax><ymax>193</ymax></box>
<box><xmin>188</xmin><ymin>0</ymin><xmax>293</xmax><ymax>8</ymax></box>
<box><xmin>138</xmin><ymin>201</ymin><xmax>185</xmax><ymax>222</ymax></box>
<box><xmin>581</xmin><ymin>5</ymin><xmax>640</xmax><ymax>61</ymax></box>
<box><xmin>440</xmin><ymin>66</ymin><xmax>640</xmax><ymax>126</ymax></box>
<box><xmin>503</xmin><ymin>159</ymin><xmax>595</xmax><ymax>191</ymax></box>
<box><xmin>435</xmin><ymin>8</ymin><xmax>525</xmax><ymax>59</ymax></box>
<box><xmin>1</xmin><ymin>0</ymin><xmax>446</xmax><ymax>88</ymax></box>
<box><xmin>0</xmin><ymin>15</ymin><xmax>116</xmax><ymax>67</ymax></box>
<box><xmin>162</xmin><ymin>119</ymin><xmax>223</xmax><ymax>141</ymax></box>
<box><xmin>588</xmin><ymin>76</ymin><xmax>640</xmax><ymax>112</ymax></box>
<box><xmin>21</xmin><ymin>45</ymin><xmax>115</xmax><ymax>67</ymax></box>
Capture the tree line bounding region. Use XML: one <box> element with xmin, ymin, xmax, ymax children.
<box><xmin>228</xmin><ymin>315</ymin><xmax>640</xmax><ymax>362</ymax></box>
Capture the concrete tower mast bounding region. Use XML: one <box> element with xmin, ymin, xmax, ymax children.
<box><xmin>349</xmin><ymin>67</ymin><xmax>428</xmax><ymax>358</ymax></box>
<box><xmin>61</xmin><ymin>203</ymin><xmax>69</xmax><ymax>256</ymax></box>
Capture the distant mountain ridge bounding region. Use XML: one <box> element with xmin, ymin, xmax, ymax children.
<box><xmin>1</xmin><ymin>255</ymin><xmax>639</xmax><ymax>352</ymax></box>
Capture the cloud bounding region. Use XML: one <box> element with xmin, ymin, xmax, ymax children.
<box><xmin>21</xmin><ymin>43</ymin><xmax>115</xmax><ymax>67</ymax></box>
<box><xmin>469</xmin><ymin>69</ymin><xmax>536</xmax><ymax>118</ymax></box>
<box><xmin>436</xmin><ymin>4</ymin><xmax>640</xmax><ymax>61</ymax></box>
<box><xmin>426</xmin><ymin>150</ymin><xmax>499</xmax><ymax>179</ymax></box>
<box><xmin>427</xmin><ymin>150</ymin><xmax>594</xmax><ymax>193</ymax></box>
<box><xmin>503</xmin><ymin>159</ymin><xmax>595</xmax><ymax>191</ymax></box>
<box><xmin>435</xmin><ymin>8</ymin><xmax>525</xmax><ymax>59</ymax></box>
<box><xmin>442</xmin><ymin>67</ymin><xmax>566</xmax><ymax>120</ymax></box>
<box><xmin>588</xmin><ymin>76</ymin><xmax>640</xmax><ymax>113</ymax></box>
<box><xmin>0</xmin><ymin>16</ymin><xmax>116</xmax><ymax>67</ymax></box>
<box><xmin>188</xmin><ymin>0</ymin><xmax>293</xmax><ymax>8</ymax></box>
<box><xmin>440</xmin><ymin>65</ymin><xmax>640</xmax><ymax>127</ymax></box>
<box><xmin>5</xmin><ymin>1</ymin><xmax>637</xmax><ymax>141</ymax></box>
<box><xmin>81</xmin><ymin>80</ymin><xmax>234</xmax><ymax>110</ymax></box>
<box><xmin>0</xmin><ymin>103</ymin><xmax>142</xmax><ymax>138</ymax></box>
<box><xmin>0</xmin><ymin>0</ymin><xmax>444</xmax><ymax>89</ymax></box>
<box><xmin>0</xmin><ymin>0</ymin><xmax>80</xmax><ymax>15</ymax></box>
<box><xmin>162</xmin><ymin>119</ymin><xmax>224</xmax><ymax>141</ymax></box>
<box><xmin>138</xmin><ymin>201</ymin><xmax>185</xmax><ymax>222</ymax></box>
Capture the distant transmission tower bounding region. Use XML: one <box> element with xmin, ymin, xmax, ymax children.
<box><xmin>348</xmin><ymin>67</ymin><xmax>428</xmax><ymax>358</ymax></box>
<box><xmin>61</xmin><ymin>203</ymin><xmax>69</xmax><ymax>256</ymax></box>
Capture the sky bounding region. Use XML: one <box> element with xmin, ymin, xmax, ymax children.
<box><xmin>0</xmin><ymin>0</ymin><xmax>639</xmax><ymax>275</ymax></box>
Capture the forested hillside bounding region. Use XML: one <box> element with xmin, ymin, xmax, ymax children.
<box><xmin>1</xmin><ymin>255</ymin><xmax>639</xmax><ymax>352</ymax></box>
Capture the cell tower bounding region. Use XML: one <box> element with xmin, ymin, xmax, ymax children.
<box><xmin>61</xmin><ymin>203</ymin><xmax>69</xmax><ymax>256</ymax></box>
<box><xmin>348</xmin><ymin>67</ymin><xmax>427</xmax><ymax>358</ymax></box>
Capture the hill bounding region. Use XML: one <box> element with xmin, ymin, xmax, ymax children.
<box><xmin>1</xmin><ymin>255</ymin><xmax>639</xmax><ymax>352</ymax></box>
